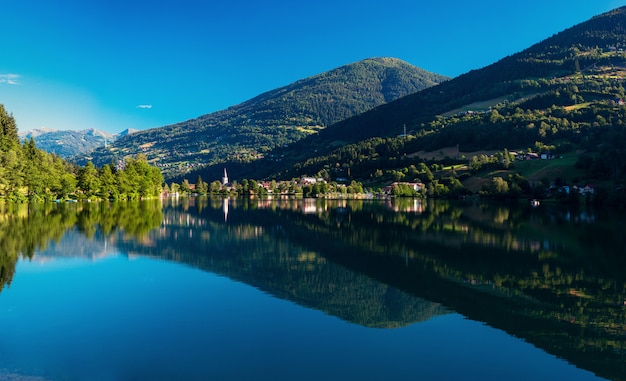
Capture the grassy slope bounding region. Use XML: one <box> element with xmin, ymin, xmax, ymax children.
<box><xmin>514</xmin><ymin>154</ymin><xmax>583</xmax><ymax>183</ymax></box>
<box><xmin>451</xmin><ymin>150</ymin><xmax>586</xmax><ymax>193</ymax></box>
<box><xmin>440</xmin><ymin>92</ymin><xmax>543</xmax><ymax>117</ymax></box>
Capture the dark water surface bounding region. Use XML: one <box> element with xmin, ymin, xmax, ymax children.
<box><xmin>0</xmin><ymin>198</ymin><xmax>624</xmax><ymax>380</ymax></box>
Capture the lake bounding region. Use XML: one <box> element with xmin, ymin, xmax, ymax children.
<box><xmin>0</xmin><ymin>198</ymin><xmax>624</xmax><ymax>381</ymax></box>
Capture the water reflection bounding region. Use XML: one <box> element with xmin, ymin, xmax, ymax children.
<box><xmin>1</xmin><ymin>198</ymin><xmax>625</xmax><ymax>380</ymax></box>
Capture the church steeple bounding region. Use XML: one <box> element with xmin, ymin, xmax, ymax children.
<box><xmin>222</xmin><ymin>168</ymin><xmax>229</xmax><ymax>185</ymax></box>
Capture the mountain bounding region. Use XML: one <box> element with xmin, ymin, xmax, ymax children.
<box><xmin>310</xmin><ymin>6</ymin><xmax>626</xmax><ymax>145</ymax></box>
<box><xmin>84</xmin><ymin>58</ymin><xmax>449</xmax><ymax>179</ymax></box>
<box><xmin>203</xmin><ymin>6</ymin><xmax>626</xmax><ymax>190</ymax></box>
<box><xmin>19</xmin><ymin>128</ymin><xmax>117</xmax><ymax>158</ymax></box>
<box><xmin>116</xmin><ymin>128</ymin><xmax>139</xmax><ymax>138</ymax></box>
<box><xmin>18</xmin><ymin>127</ymin><xmax>56</xmax><ymax>138</ymax></box>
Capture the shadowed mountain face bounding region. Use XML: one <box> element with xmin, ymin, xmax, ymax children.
<box><xmin>82</xmin><ymin>58</ymin><xmax>448</xmax><ymax>179</ymax></box>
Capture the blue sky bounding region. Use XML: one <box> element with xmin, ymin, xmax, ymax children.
<box><xmin>1</xmin><ymin>1</ymin><xmax>624</xmax><ymax>134</ymax></box>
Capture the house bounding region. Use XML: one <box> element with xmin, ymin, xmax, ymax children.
<box><xmin>578</xmin><ymin>184</ymin><xmax>595</xmax><ymax>195</ymax></box>
<box><xmin>256</xmin><ymin>181</ymin><xmax>273</xmax><ymax>194</ymax></box>
<box><xmin>382</xmin><ymin>182</ymin><xmax>424</xmax><ymax>195</ymax></box>
<box><xmin>301</xmin><ymin>177</ymin><xmax>325</xmax><ymax>184</ymax></box>
<box><xmin>525</xmin><ymin>152</ymin><xmax>540</xmax><ymax>160</ymax></box>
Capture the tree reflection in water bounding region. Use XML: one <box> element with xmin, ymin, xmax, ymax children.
<box><xmin>1</xmin><ymin>197</ymin><xmax>625</xmax><ymax>380</ymax></box>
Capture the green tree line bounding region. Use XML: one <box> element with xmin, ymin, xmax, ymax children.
<box><xmin>0</xmin><ymin>104</ymin><xmax>163</xmax><ymax>202</ymax></box>
<box><xmin>167</xmin><ymin>176</ymin><xmax>366</xmax><ymax>198</ymax></box>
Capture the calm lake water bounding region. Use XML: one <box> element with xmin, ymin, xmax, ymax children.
<box><xmin>0</xmin><ymin>198</ymin><xmax>624</xmax><ymax>381</ymax></box>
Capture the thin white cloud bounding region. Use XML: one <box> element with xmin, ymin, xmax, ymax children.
<box><xmin>136</xmin><ymin>104</ymin><xmax>153</xmax><ymax>109</ymax></box>
<box><xmin>0</xmin><ymin>74</ymin><xmax>21</xmax><ymax>85</ymax></box>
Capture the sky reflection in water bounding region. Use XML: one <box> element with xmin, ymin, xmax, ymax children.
<box><xmin>0</xmin><ymin>249</ymin><xmax>605</xmax><ymax>381</ymax></box>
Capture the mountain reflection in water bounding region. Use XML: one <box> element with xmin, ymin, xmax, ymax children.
<box><xmin>1</xmin><ymin>198</ymin><xmax>625</xmax><ymax>380</ymax></box>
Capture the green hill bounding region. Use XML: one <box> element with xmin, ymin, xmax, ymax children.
<box><xmin>204</xmin><ymin>6</ymin><xmax>626</xmax><ymax>201</ymax></box>
<box><xmin>84</xmin><ymin>58</ymin><xmax>448</xmax><ymax>179</ymax></box>
<box><xmin>280</xmin><ymin>7</ymin><xmax>626</xmax><ymax>153</ymax></box>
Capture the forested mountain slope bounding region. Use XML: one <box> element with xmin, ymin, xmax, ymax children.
<box><xmin>84</xmin><ymin>58</ymin><xmax>448</xmax><ymax>179</ymax></box>
<box><xmin>285</xmin><ymin>7</ymin><xmax>626</xmax><ymax>152</ymax></box>
<box><xmin>205</xmin><ymin>6</ymin><xmax>626</xmax><ymax>190</ymax></box>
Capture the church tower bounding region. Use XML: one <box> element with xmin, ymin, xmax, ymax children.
<box><xmin>222</xmin><ymin>168</ymin><xmax>229</xmax><ymax>185</ymax></box>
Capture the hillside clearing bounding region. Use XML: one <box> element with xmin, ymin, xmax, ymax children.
<box><xmin>459</xmin><ymin>153</ymin><xmax>585</xmax><ymax>193</ymax></box>
<box><xmin>440</xmin><ymin>92</ymin><xmax>542</xmax><ymax>117</ymax></box>
<box><xmin>513</xmin><ymin>154</ymin><xmax>584</xmax><ymax>184</ymax></box>
<box><xmin>411</xmin><ymin>148</ymin><xmax>586</xmax><ymax>193</ymax></box>
<box><xmin>408</xmin><ymin>147</ymin><xmax>502</xmax><ymax>161</ymax></box>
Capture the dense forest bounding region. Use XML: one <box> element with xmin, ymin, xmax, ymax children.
<box><xmin>0</xmin><ymin>104</ymin><xmax>163</xmax><ymax>202</ymax></box>
<box><xmin>267</xmin><ymin>73</ymin><xmax>626</xmax><ymax>202</ymax></box>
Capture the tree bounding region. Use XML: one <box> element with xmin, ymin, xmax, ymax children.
<box><xmin>59</xmin><ymin>174</ymin><xmax>77</xmax><ymax>199</ymax></box>
<box><xmin>249</xmin><ymin>179</ymin><xmax>260</xmax><ymax>194</ymax></box>
<box><xmin>209</xmin><ymin>180</ymin><xmax>222</xmax><ymax>194</ymax></box>
<box><xmin>346</xmin><ymin>180</ymin><xmax>363</xmax><ymax>194</ymax></box>
<box><xmin>417</xmin><ymin>162</ymin><xmax>434</xmax><ymax>183</ymax></box>
<box><xmin>392</xmin><ymin>183</ymin><xmax>418</xmax><ymax>197</ymax></box>
<box><xmin>124</xmin><ymin>155</ymin><xmax>163</xmax><ymax>198</ymax></box>
<box><xmin>77</xmin><ymin>162</ymin><xmax>100</xmax><ymax>199</ymax></box>
<box><xmin>0</xmin><ymin>104</ymin><xmax>19</xmax><ymax>152</ymax></box>
<box><xmin>99</xmin><ymin>164</ymin><xmax>117</xmax><ymax>200</ymax></box>
<box><xmin>22</xmin><ymin>138</ymin><xmax>45</xmax><ymax>198</ymax></box>
<box><xmin>484</xmin><ymin>177</ymin><xmax>510</xmax><ymax>199</ymax></box>
<box><xmin>180</xmin><ymin>179</ymin><xmax>191</xmax><ymax>194</ymax></box>
<box><xmin>116</xmin><ymin>169</ymin><xmax>132</xmax><ymax>199</ymax></box>
<box><xmin>43</xmin><ymin>154</ymin><xmax>68</xmax><ymax>199</ymax></box>
<box><xmin>1</xmin><ymin>149</ymin><xmax>24</xmax><ymax>200</ymax></box>
<box><xmin>241</xmin><ymin>179</ymin><xmax>249</xmax><ymax>195</ymax></box>
<box><xmin>196</xmin><ymin>176</ymin><xmax>208</xmax><ymax>195</ymax></box>
<box><xmin>502</xmin><ymin>148</ymin><xmax>512</xmax><ymax>169</ymax></box>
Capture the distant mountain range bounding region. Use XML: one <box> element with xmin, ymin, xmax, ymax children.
<box><xmin>81</xmin><ymin>57</ymin><xmax>448</xmax><ymax>178</ymax></box>
<box><xmin>19</xmin><ymin>128</ymin><xmax>138</xmax><ymax>158</ymax></box>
